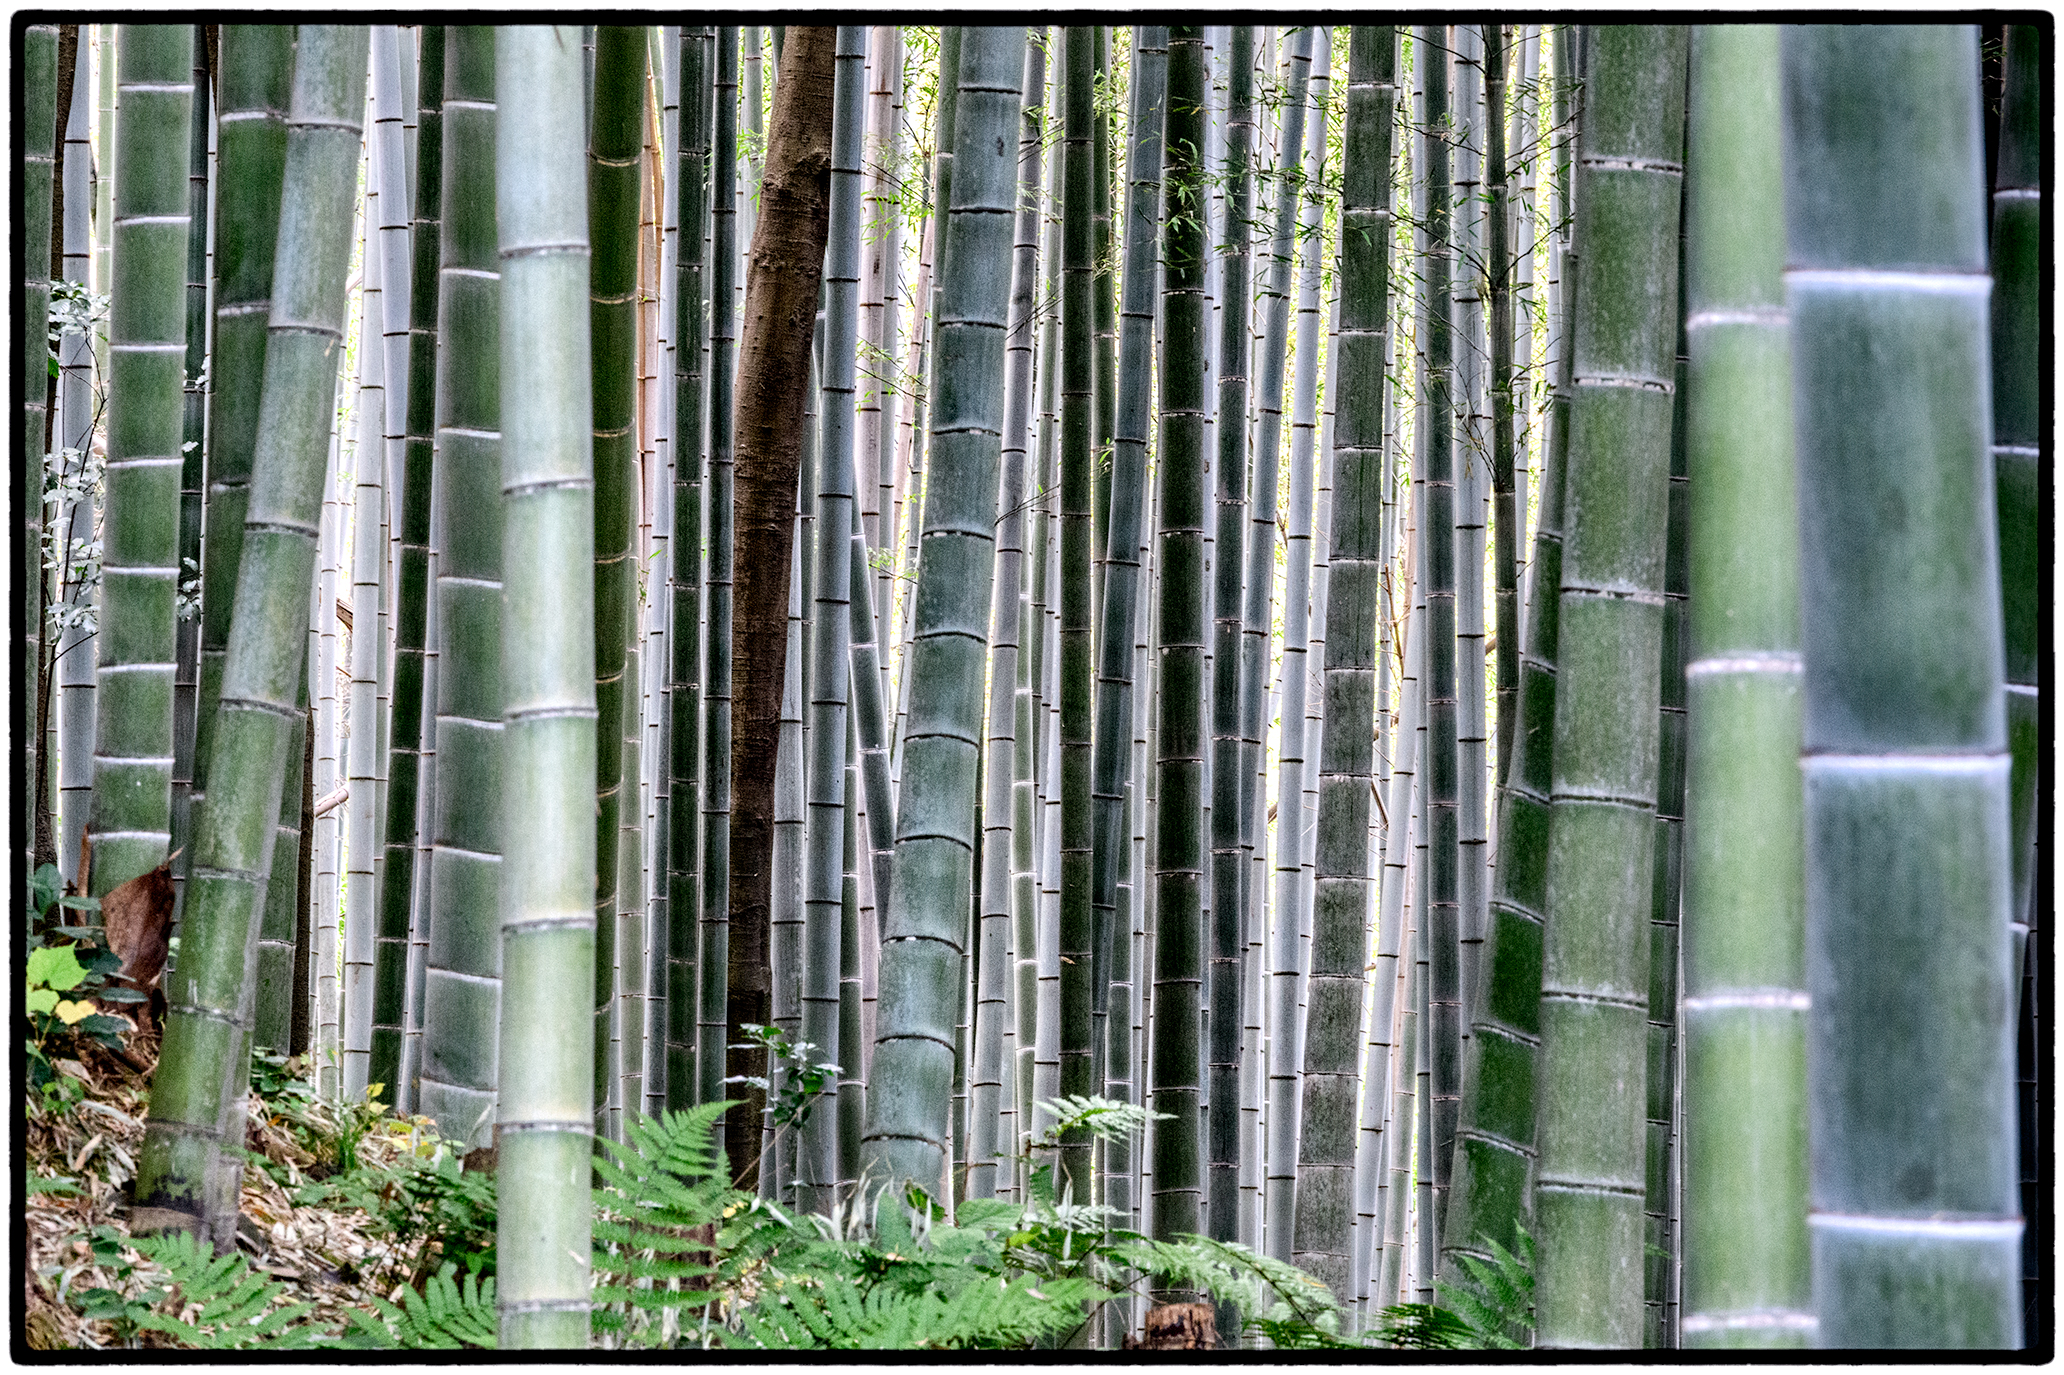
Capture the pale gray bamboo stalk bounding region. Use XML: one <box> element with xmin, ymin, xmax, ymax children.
<box><xmin>1262</xmin><ymin>23</ymin><xmax>1323</xmax><ymax>1263</ymax></box>
<box><xmin>314</xmin><ymin>423</ymin><xmax>344</xmax><ymax>1100</ymax></box>
<box><xmin>342</xmin><ymin>210</ymin><xmax>387</xmax><ymax>1101</ymax></box>
<box><xmin>56</xmin><ymin>51</ymin><xmax>96</xmax><ymax>888</ymax></box>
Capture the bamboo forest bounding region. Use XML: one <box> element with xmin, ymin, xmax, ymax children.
<box><xmin>17</xmin><ymin>20</ymin><xmax>2048</xmax><ymax>1354</ymax></box>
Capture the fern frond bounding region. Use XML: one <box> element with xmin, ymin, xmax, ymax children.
<box><xmin>1373</xmin><ymin>1301</ymin><xmax>1477</xmax><ymax>1350</ymax></box>
<box><xmin>127</xmin><ymin>1232</ymin><xmax>328</xmax><ymax>1350</ymax></box>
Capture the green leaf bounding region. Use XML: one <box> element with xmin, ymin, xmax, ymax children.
<box><xmin>26</xmin><ymin>986</ymin><xmax>59</xmax><ymax>1015</ymax></box>
<box><xmin>28</xmin><ymin>943</ymin><xmax>87</xmax><ymax>992</ymax></box>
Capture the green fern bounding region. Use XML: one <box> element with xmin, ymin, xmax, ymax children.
<box><xmin>337</xmin><ymin>1263</ymin><xmax>499</xmax><ymax>1349</ymax></box>
<box><xmin>1373</xmin><ymin>1229</ymin><xmax>1535</xmax><ymax>1351</ymax></box>
<box><xmin>125</xmin><ymin>1231</ymin><xmax>329</xmax><ymax>1350</ymax></box>
<box><xmin>589</xmin><ymin>1101</ymin><xmax>753</xmax><ymax>1343</ymax></box>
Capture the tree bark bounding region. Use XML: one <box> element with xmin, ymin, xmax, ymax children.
<box><xmin>726</xmin><ymin>23</ymin><xmax>835</xmax><ymax>1188</ymax></box>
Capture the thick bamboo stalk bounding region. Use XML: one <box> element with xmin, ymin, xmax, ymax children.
<box><xmin>1206</xmin><ymin>23</ymin><xmax>1256</xmax><ymax>1250</ymax></box>
<box><xmin>1532</xmin><ymin>25</ymin><xmax>1684</xmax><ymax>1349</ymax></box>
<box><xmin>314</xmin><ymin>443</ymin><xmax>343</xmax><ymax>1099</ymax></box>
<box><xmin>862</xmin><ymin>23</ymin><xmax>1023</xmax><ymax>1203</ymax></box>
<box><xmin>417</xmin><ymin>27</ymin><xmax>503</xmax><ymax>1147</ymax></box>
<box><xmin>87</xmin><ymin>24</ymin><xmax>192</xmax><ymax>907</ymax></box>
<box><xmin>1783</xmin><ymin>24</ymin><xmax>2019</xmax><ymax>1349</ymax></box>
<box><xmin>1677</xmin><ymin>24</ymin><xmax>1810</xmax><ymax>1349</ymax></box>
<box><xmin>665</xmin><ymin>26</ymin><xmax>710</xmax><ymax>1111</ymax></box>
<box><xmin>1297</xmin><ymin>24</ymin><xmax>1393</xmax><ymax>1300</ymax></box>
<box><xmin>134</xmin><ymin>25</ymin><xmax>363</xmax><ymax>1245</ymax></box>
<box><xmin>1486</xmin><ymin>25</ymin><xmax>1519</xmax><ymax>795</ymax></box>
<box><xmin>492</xmin><ymin>26</ymin><xmax>595</xmax><ymax>1344</ymax></box>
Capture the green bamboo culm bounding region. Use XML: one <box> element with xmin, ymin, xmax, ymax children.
<box><xmin>1412</xmin><ymin>25</ymin><xmax>1461</xmax><ymax>1255</ymax></box>
<box><xmin>1991</xmin><ymin>25</ymin><xmax>2039</xmax><ymax>970</ymax></box>
<box><xmin>1055</xmin><ymin>23</ymin><xmax>1098</xmax><ymax>1205</ymax></box>
<box><xmin>702</xmin><ymin>24</ymin><xmax>739</xmax><ymax>1126</ymax></box>
<box><xmin>371</xmin><ymin>21</ymin><xmax>445</xmax><ymax>1102</ymax></box>
<box><xmin>87</xmin><ymin>25</ymin><xmax>194</xmax><ymax>903</ymax></box>
<box><xmin>1486</xmin><ymin>23</ymin><xmax>1519</xmax><ymax>791</ymax></box>
<box><xmin>167</xmin><ymin>26</ymin><xmax>212</xmax><ymax>890</ymax></box>
<box><xmin>861</xmin><ymin>22</ymin><xmax>1025</xmax><ymax>1204</ymax></box>
<box><xmin>1781</xmin><ymin>25</ymin><xmax>2021</xmax><ymax>1349</ymax></box>
<box><xmin>666</xmin><ymin>26</ymin><xmax>711</xmax><ymax>1111</ymax></box>
<box><xmin>803</xmin><ymin>26</ymin><xmax>864</xmax><ymax>1210</ymax></box>
<box><xmin>1440</xmin><ymin>23</ymin><xmax>1587</xmax><ymax>1297</ymax></box>
<box><xmin>1207</xmin><ymin>22</ymin><xmax>1256</xmax><ymax>1250</ymax></box>
<box><xmin>1677</xmin><ymin>23</ymin><xmax>1810</xmax><ymax>1351</ymax></box>
<box><xmin>23</xmin><ymin>22</ymin><xmax>56</xmax><ymax>824</ymax></box>
<box><xmin>969</xmin><ymin>26</ymin><xmax>1051</xmax><ymax>1205</ymax></box>
<box><xmin>418</xmin><ymin>26</ymin><xmax>504</xmax><ymax>1148</ymax></box>
<box><xmin>1090</xmin><ymin>21</ymin><xmax>1168</xmax><ymax>1233</ymax></box>
<box><xmin>1991</xmin><ymin>25</ymin><xmax>2043</xmax><ymax>1346</ymax></box>
<box><xmin>1293</xmin><ymin>23</ymin><xmax>1395</xmax><ymax>1301</ymax></box>
<box><xmin>134</xmin><ymin>24</ymin><xmax>366</xmax><ymax>1247</ymax></box>
<box><xmin>209</xmin><ymin>25</ymin><xmax>298</xmax><ymax>1053</ymax></box>
<box><xmin>493</xmin><ymin>24</ymin><xmax>597</xmax><ymax>1347</ymax></box>
<box><xmin>1532</xmin><ymin>25</ymin><xmax>1685</xmax><ymax>1350</ymax></box>
<box><xmin>1149</xmin><ymin>24</ymin><xmax>1209</xmax><ymax>1291</ymax></box>
<box><xmin>588</xmin><ymin>24</ymin><xmax>646</xmax><ymax>1141</ymax></box>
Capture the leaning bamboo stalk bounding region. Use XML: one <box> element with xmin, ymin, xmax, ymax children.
<box><xmin>492</xmin><ymin>25</ymin><xmax>595</xmax><ymax>1345</ymax></box>
<box><xmin>1677</xmin><ymin>24</ymin><xmax>1810</xmax><ymax>1349</ymax></box>
<box><xmin>134</xmin><ymin>24</ymin><xmax>364</xmax><ymax>1246</ymax></box>
<box><xmin>1783</xmin><ymin>24</ymin><xmax>2019</xmax><ymax>1349</ymax></box>
<box><xmin>861</xmin><ymin>22</ymin><xmax>1024</xmax><ymax>1203</ymax></box>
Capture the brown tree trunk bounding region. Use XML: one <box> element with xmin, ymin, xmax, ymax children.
<box><xmin>725</xmin><ymin>24</ymin><xmax>835</xmax><ymax>1189</ymax></box>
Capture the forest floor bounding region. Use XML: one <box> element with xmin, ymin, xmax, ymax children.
<box><xmin>22</xmin><ymin>1024</ymin><xmax>451</xmax><ymax>1351</ymax></box>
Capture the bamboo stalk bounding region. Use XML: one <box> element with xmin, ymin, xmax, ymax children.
<box><xmin>417</xmin><ymin>27</ymin><xmax>503</xmax><ymax>1147</ymax></box>
<box><xmin>1783</xmin><ymin>24</ymin><xmax>2019</xmax><ymax>1349</ymax></box>
<box><xmin>134</xmin><ymin>24</ymin><xmax>363</xmax><ymax>1245</ymax></box>
<box><xmin>492</xmin><ymin>25</ymin><xmax>595</xmax><ymax>1345</ymax></box>
<box><xmin>1678</xmin><ymin>24</ymin><xmax>1810</xmax><ymax>1350</ymax></box>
